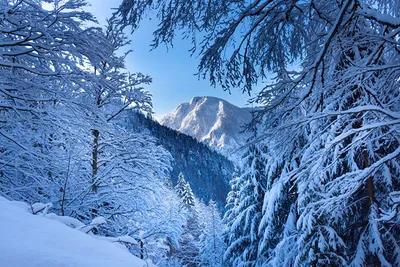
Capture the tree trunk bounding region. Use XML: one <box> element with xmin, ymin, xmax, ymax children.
<box><xmin>60</xmin><ymin>153</ymin><xmax>71</xmax><ymax>216</ymax></box>
<box><xmin>91</xmin><ymin>129</ymin><xmax>99</xmax><ymax>193</ymax></box>
<box><xmin>140</xmin><ymin>240</ymin><xmax>144</xmax><ymax>259</ymax></box>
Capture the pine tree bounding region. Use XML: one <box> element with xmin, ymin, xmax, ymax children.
<box><xmin>181</xmin><ymin>182</ymin><xmax>196</xmax><ymax>208</ymax></box>
<box><xmin>116</xmin><ymin>0</ymin><xmax>400</xmax><ymax>265</ymax></box>
<box><xmin>224</xmin><ymin>144</ymin><xmax>269</xmax><ymax>266</ymax></box>
<box><xmin>175</xmin><ymin>172</ymin><xmax>188</xmax><ymax>199</ymax></box>
<box><xmin>198</xmin><ymin>200</ymin><xmax>226</xmax><ymax>267</ymax></box>
<box><xmin>173</xmin><ymin>172</ymin><xmax>201</xmax><ymax>266</ymax></box>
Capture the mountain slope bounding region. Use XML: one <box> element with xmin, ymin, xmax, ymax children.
<box><xmin>160</xmin><ymin>96</ymin><xmax>252</xmax><ymax>159</ymax></box>
<box><xmin>126</xmin><ymin>111</ymin><xmax>234</xmax><ymax>209</ymax></box>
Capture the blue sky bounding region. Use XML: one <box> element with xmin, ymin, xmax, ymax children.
<box><xmin>85</xmin><ymin>0</ymin><xmax>257</xmax><ymax>119</ymax></box>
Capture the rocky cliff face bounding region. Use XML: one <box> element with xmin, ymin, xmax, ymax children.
<box><xmin>160</xmin><ymin>96</ymin><xmax>253</xmax><ymax>160</ymax></box>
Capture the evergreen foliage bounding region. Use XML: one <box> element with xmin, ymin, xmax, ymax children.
<box><xmin>116</xmin><ymin>0</ymin><xmax>400</xmax><ymax>265</ymax></box>
<box><xmin>198</xmin><ymin>200</ymin><xmax>226</xmax><ymax>267</ymax></box>
<box><xmin>173</xmin><ymin>173</ymin><xmax>200</xmax><ymax>266</ymax></box>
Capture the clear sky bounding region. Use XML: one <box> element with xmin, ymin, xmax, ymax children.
<box><xmin>85</xmin><ymin>0</ymin><xmax>257</xmax><ymax>119</ymax></box>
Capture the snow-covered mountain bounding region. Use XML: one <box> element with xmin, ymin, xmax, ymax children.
<box><xmin>160</xmin><ymin>96</ymin><xmax>253</xmax><ymax>160</ymax></box>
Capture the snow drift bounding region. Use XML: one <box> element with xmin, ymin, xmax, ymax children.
<box><xmin>0</xmin><ymin>197</ymin><xmax>151</xmax><ymax>267</ymax></box>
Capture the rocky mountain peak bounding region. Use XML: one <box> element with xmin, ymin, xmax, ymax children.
<box><xmin>160</xmin><ymin>96</ymin><xmax>253</xmax><ymax>161</ymax></box>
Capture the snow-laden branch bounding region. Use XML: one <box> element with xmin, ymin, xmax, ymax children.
<box><xmin>358</xmin><ymin>1</ymin><xmax>400</xmax><ymax>27</ymax></box>
<box><xmin>326</xmin><ymin>119</ymin><xmax>400</xmax><ymax>148</ymax></box>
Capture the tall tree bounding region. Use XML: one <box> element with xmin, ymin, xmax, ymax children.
<box><xmin>0</xmin><ymin>0</ymin><xmax>107</xmax><ymax>204</ymax></box>
<box><xmin>223</xmin><ymin>144</ymin><xmax>270</xmax><ymax>266</ymax></box>
<box><xmin>0</xmin><ymin>2</ymin><xmax>182</xmax><ymax>262</ymax></box>
<box><xmin>175</xmin><ymin>172</ymin><xmax>188</xmax><ymax>199</ymax></box>
<box><xmin>86</xmin><ymin>18</ymin><xmax>152</xmax><ymax>194</ymax></box>
<box><xmin>174</xmin><ymin>172</ymin><xmax>201</xmax><ymax>266</ymax></box>
<box><xmin>198</xmin><ymin>200</ymin><xmax>226</xmax><ymax>267</ymax></box>
<box><xmin>116</xmin><ymin>0</ymin><xmax>400</xmax><ymax>265</ymax></box>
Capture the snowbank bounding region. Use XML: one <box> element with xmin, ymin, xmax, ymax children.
<box><xmin>0</xmin><ymin>197</ymin><xmax>150</xmax><ymax>267</ymax></box>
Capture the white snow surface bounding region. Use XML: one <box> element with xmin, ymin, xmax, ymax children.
<box><xmin>160</xmin><ymin>96</ymin><xmax>252</xmax><ymax>160</ymax></box>
<box><xmin>0</xmin><ymin>197</ymin><xmax>151</xmax><ymax>267</ymax></box>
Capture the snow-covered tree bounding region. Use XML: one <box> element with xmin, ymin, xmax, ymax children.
<box><xmin>175</xmin><ymin>172</ymin><xmax>188</xmax><ymax>199</ymax></box>
<box><xmin>84</xmin><ymin>18</ymin><xmax>152</xmax><ymax>193</ymax></box>
<box><xmin>198</xmin><ymin>200</ymin><xmax>226</xmax><ymax>267</ymax></box>
<box><xmin>175</xmin><ymin>172</ymin><xmax>196</xmax><ymax>209</ymax></box>
<box><xmin>132</xmin><ymin>183</ymin><xmax>186</xmax><ymax>265</ymax></box>
<box><xmin>222</xmin><ymin>169</ymin><xmax>241</xmax><ymax>259</ymax></box>
<box><xmin>116</xmin><ymin>0</ymin><xmax>400</xmax><ymax>265</ymax></box>
<box><xmin>173</xmin><ymin>172</ymin><xmax>200</xmax><ymax>266</ymax></box>
<box><xmin>64</xmin><ymin>18</ymin><xmax>175</xmax><ymax>237</ymax></box>
<box><xmin>0</xmin><ymin>2</ymin><xmax>184</xmax><ymax>262</ymax></box>
<box><xmin>223</xmin><ymin>144</ymin><xmax>270</xmax><ymax>266</ymax></box>
<box><xmin>181</xmin><ymin>182</ymin><xmax>196</xmax><ymax>208</ymax></box>
<box><xmin>0</xmin><ymin>0</ymin><xmax>107</xmax><ymax>204</ymax></box>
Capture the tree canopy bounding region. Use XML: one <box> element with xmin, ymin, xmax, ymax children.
<box><xmin>115</xmin><ymin>0</ymin><xmax>400</xmax><ymax>265</ymax></box>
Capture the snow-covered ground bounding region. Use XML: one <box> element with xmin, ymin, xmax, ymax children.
<box><xmin>0</xmin><ymin>197</ymin><xmax>151</xmax><ymax>267</ymax></box>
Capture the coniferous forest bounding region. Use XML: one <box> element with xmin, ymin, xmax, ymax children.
<box><xmin>1</xmin><ymin>0</ymin><xmax>400</xmax><ymax>266</ymax></box>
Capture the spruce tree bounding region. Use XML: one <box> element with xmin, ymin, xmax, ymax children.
<box><xmin>175</xmin><ymin>172</ymin><xmax>187</xmax><ymax>199</ymax></box>
<box><xmin>116</xmin><ymin>1</ymin><xmax>400</xmax><ymax>265</ymax></box>
<box><xmin>181</xmin><ymin>182</ymin><xmax>196</xmax><ymax>208</ymax></box>
<box><xmin>198</xmin><ymin>200</ymin><xmax>226</xmax><ymax>267</ymax></box>
<box><xmin>173</xmin><ymin>172</ymin><xmax>201</xmax><ymax>266</ymax></box>
<box><xmin>224</xmin><ymin>144</ymin><xmax>268</xmax><ymax>266</ymax></box>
